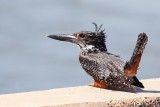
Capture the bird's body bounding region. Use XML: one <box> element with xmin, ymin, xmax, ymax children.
<box><xmin>48</xmin><ymin>23</ymin><xmax>148</xmax><ymax>92</ymax></box>
<box><xmin>80</xmin><ymin>50</ymin><xmax>135</xmax><ymax>92</ymax></box>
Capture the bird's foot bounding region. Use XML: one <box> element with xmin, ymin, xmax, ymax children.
<box><xmin>88</xmin><ymin>83</ymin><xmax>94</xmax><ymax>87</ymax></box>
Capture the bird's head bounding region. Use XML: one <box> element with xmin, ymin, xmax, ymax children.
<box><xmin>48</xmin><ymin>23</ymin><xmax>107</xmax><ymax>53</ymax></box>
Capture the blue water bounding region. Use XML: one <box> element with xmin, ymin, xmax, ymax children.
<box><xmin>0</xmin><ymin>0</ymin><xmax>160</xmax><ymax>94</ymax></box>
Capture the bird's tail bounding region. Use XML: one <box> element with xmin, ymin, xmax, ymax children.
<box><xmin>124</xmin><ymin>33</ymin><xmax>148</xmax><ymax>76</ymax></box>
<box><xmin>131</xmin><ymin>76</ymin><xmax>144</xmax><ymax>88</ymax></box>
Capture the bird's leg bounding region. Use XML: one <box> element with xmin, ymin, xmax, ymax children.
<box><xmin>88</xmin><ymin>80</ymin><xmax>108</xmax><ymax>88</ymax></box>
<box><xmin>93</xmin><ymin>80</ymin><xmax>108</xmax><ymax>89</ymax></box>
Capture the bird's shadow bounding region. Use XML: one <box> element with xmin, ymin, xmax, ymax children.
<box><xmin>136</xmin><ymin>87</ymin><xmax>160</xmax><ymax>93</ymax></box>
<box><xmin>88</xmin><ymin>84</ymin><xmax>160</xmax><ymax>93</ymax></box>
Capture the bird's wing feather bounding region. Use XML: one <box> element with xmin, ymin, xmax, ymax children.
<box><xmin>79</xmin><ymin>52</ymin><xmax>135</xmax><ymax>91</ymax></box>
<box><xmin>80</xmin><ymin>52</ymin><xmax>125</xmax><ymax>80</ymax></box>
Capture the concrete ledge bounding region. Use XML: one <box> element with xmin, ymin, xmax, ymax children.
<box><xmin>0</xmin><ymin>78</ymin><xmax>160</xmax><ymax>107</ymax></box>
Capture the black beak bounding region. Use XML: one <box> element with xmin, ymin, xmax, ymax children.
<box><xmin>47</xmin><ymin>34</ymin><xmax>76</xmax><ymax>43</ymax></box>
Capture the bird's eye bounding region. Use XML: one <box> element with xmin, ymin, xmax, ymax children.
<box><xmin>79</xmin><ymin>34</ymin><xmax>85</xmax><ymax>38</ymax></box>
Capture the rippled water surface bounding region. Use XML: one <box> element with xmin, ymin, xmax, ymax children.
<box><xmin>0</xmin><ymin>0</ymin><xmax>160</xmax><ymax>94</ymax></box>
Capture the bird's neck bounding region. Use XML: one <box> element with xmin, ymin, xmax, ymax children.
<box><xmin>80</xmin><ymin>44</ymin><xmax>107</xmax><ymax>54</ymax></box>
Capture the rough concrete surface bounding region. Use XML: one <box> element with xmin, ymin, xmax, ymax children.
<box><xmin>0</xmin><ymin>78</ymin><xmax>160</xmax><ymax>107</ymax></box>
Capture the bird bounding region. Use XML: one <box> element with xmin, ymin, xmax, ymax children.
<box><xmin>47</xmin><ymin>23</ymin><xmax>148</xmax><ymax>92</ymax></box>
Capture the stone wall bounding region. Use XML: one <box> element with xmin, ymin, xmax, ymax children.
<box><xmin>0</xmin><ymin>78</ymin><xmax>160</xmax><ymax>107</ymax></box>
